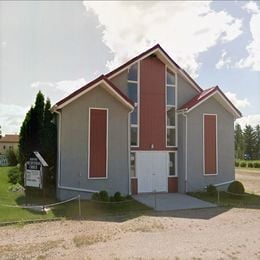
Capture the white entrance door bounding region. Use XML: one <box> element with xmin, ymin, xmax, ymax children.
<box><xmin>136</xmin><ymin>152</ymin><xmax>168</xmax><ymax>193</ymax></box>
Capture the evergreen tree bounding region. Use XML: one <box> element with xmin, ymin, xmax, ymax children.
<box><xmin>42</xmin><ymin>98</ymin><xmax>57</xmax><ymax>185</ymax></box>
<box><xmin>234</xmin><ymin>123</ymin><xmax>244</xmax><ymax>159</ymax></box>
<box><xmin>243</xmin><ymin>124</ymin><xmax>256</xmax><ymax>160</ymax></box>
<box><xmin>19</xmin><ymin>91</ymin><xmax>57</xmax><ymax>186</ymax></box>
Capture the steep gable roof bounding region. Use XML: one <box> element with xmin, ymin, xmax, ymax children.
<box><xmin>52</xmin><ymin>75</ymin><xmax>134</xmax><ymax>111</ymax></box>
<box><xmin>106</xmin><ymin>44</ymin><xmax>203</xmax><ymax>93</ymax></box>
<box><xmin>179</xmin><ymin>86</ymin><xmax>242</xmax><ymax>118</ymax></box>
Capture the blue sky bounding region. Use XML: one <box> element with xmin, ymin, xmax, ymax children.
<box><xmin>0</xmin><ymin>1</ymin><xmax>260</xmax><ymax>134</ymax></box>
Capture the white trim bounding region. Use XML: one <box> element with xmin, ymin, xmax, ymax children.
<box><xmin>55</xmin><ymin>80</ymin><xmax>134</xmax><ymax>111</ymax></box>
<box><xmin>128</xmin><ymin>112</ymin><xmax>132</xmax><ymax>194</ymax></box>
<box><xmin>53</xmin><ymin>110</ymin><xmax>62</xmax><ymax>187</ymax></box>
<box><xmin>203</xmin><ymin>114</ymin><xmax>218</xmax><ymax>176</ymax></box>
<box><xmin>183</xmin><ymin>112</ymin><xmax>188</xmax><ymax>192</ymax></box>
<box><xmin>108</xmin><ymin>47</ymin><xmax>201</xmax><ymax>93</ymax></box>
<box><xmin>165</xmin><ymin>67</ymin><xmax>177</xmax><ymax>148</ymax></box>
<box><xmin>58</xmin><ymin>185</ymin><xmax>98</xmax><ymax>193</ymax></box>
<box><xmin>88</xmin><ymin>107</ymin><xmax>109</xmax><ymax>179</ymax></box>
<box><xmin>187</xmin><ymin>91</ymin><xmax>241</xmax><ymax>118</ymax></box>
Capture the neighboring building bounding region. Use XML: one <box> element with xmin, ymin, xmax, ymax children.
<box><xmin>0</xmin><ymin>134</ymin><xmax>19</xmax><ymax>155</ymax></box>
<box><xmin>52</xmin><ymin>44</ymin><xmax>241</xmax><ymax>200</ymax></box>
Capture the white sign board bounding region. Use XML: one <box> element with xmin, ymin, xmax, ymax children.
<box><xmin>25</xmin><ymin>169</ymin><xmax>42</xmax><ymax>188</ymax></box>
<box><xmin>25</xmin><ymin>159</ymin><xmax>43</xmax><ymax>189</ymax></box>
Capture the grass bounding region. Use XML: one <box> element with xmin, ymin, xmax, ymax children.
<box><xmin>189</xmin><ymin>191</ymin><xmax>260</xmax><ymax>209</ymax></box>
<box><xmin>0</xmin><ymin>167</ymin><xmax>57</xmax><ymax>223</ymax></box>
<box><xmin>0</xmin><ymin>167</ymin><xmax>150</xmax><ymax>224</ymax></box>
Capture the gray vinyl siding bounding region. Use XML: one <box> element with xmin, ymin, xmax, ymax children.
<box><xmin>177</xmin><ymin>113</ymin><xmax>186</xmax><ymax>193</ymax></box>
<box><xmin>110</xmin><ymin>70</ymin><xmax>128</xmax><ymax>96</ymax></box>
<box><xmin>57</xmin><ymin>84</ymin><xmax>130</xmax><ymax>200</ymax></box>
<box><xmin>177</xmin><ymin>74</ymin><xmax>199</xmax><ymax>108</ymax></box>
<box><xmin>186</xmin><ymin>96</ymin><xmax>235</xmax><ymax>192</ymax></box>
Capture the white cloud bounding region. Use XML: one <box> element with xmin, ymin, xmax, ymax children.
<box><xmin>0</xmin><ymin>103</ymin><xmax>29</xmax><ymax>135</ymax></box>
<box><xmin>225</xmin><ymin>92</ymin><xmax>250</xmax><ymax>109</ymax></box>
<box><xmin>236</xmin><ymin>2</ymin><xmax>260</xmax><ymax>71</ymax></box>
<box><xmin>243</xmin><ymin>1</ymin><xmax>259</xmax><ymax>13</ymax></box>
<box><xmin>31</xmin><ymin>78</ymin><xmax>87</xmax><ymax>94</ymax></box>
<box><xmin>235</xmin><ymin>114</ymin><xmax>260</xmax><ymax>129</ymax></box>
<box><xmin>83</xmin><ymin>1</ymin><xmax>242</xmax><ymax>78</ymax></box>
<box><xmin>216</xmin><ymin>50</ymin><xmax>232</xmax><ymax>69</ymax></box>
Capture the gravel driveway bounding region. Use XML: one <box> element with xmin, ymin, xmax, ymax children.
<box><xmin>0</xmin><ymin>169</ymin><xmax>259</xmax><ymax>260</ymax></box>
<box><xmin>0</xmin><ymin>207</ymin><xmax>259</xmax><ymax>259</ymax></box>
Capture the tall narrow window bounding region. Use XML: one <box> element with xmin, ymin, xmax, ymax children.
<box><xmin>130</xmin><ymin>152</ymin><xmax>136</xmax><ymax>177</ymax></box>
<box><xmin>128</xmin><ymin>63</ymin><xmax>139</xmax><ymax>147</ymax></box>
<box><xmin>169</xmin><ymin>152</ymin><xmax>176</xmax><ymax>176</ymax></box>
<box><xmin>166</xmin><ymin>69</ymin><xmax>176</xmax><ymax>147</ymax></box>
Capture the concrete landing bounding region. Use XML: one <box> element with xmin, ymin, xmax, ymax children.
<box><xmin>133</xmin><ymin>193</ymin><xmax>216</xmax><ymax>211</ymax></box>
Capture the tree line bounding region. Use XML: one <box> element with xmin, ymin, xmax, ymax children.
<box><xmin>235</xmin><ymin>123</ymin><xmax>260</xmax><ymax>160</ymax></box>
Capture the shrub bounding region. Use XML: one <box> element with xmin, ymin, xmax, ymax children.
<box><xmin>91</xmin><ymin>192</ymin><xmax>100</xmax><ymax>201</ymax></box>
<box><xmin>228</xmin><ymin>181</ymin><xmax>245</xmax><ymax>194</ymax></box>
<box><xmin>239</xmin><ymin>161</ymin><xmax>247</xmax><ymax>167</ymax></box>
<box><xmin>206</xmin><ymin>184</ymin><xmax>217</xmax><ymax>195</ymax></box>
<box><xmin>5</xmin><ymin>149</ymin><xmax>18</xmax><ymax>166</ymax></box>
<box><xmin>8</xmin><ymin>167</ymin><xmax>22</xmax><ymax>185</ymax></box>
<box><xmin>113</xmin><ymin>191</ymin><xmax>123</xmax><ymax>201</ymax></box>
<box><xmin>248</xmin><ymin>162</ymin><xmax>253</xmax><ymax>168</ymax></box>
<box><xmin>99</xmin><ymin>190</ymin><xmax>109</xmax><ymax>201</ymax></box>
<box><xmin>235</xmin><ymin>161</ymin><xmax>239</xmax><ymax>167</ymax></box>
<box><xmin>253</xmin><ymin>162</ymin><xmax>260</xmax><ymax>168</ymax></box>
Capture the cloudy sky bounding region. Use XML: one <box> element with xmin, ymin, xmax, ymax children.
<box><xmin>0</xmin><ymin>1</ymin><xmax>260</xmax><ymax>134</ymax></box>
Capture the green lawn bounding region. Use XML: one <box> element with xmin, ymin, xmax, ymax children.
<box><xmin>189</xmin><ymin>191</ymin><xmax>260</xmax><ymax>209</ymax></box>
<box><xmin>0</xmin><ymin>167</ymin><xmax>149</xmax><ymax>224</ymax></box>
<box><xmin>0</xmin><ymin>167</ymin><xmax>57</xmax><ymax>223</ymax></box>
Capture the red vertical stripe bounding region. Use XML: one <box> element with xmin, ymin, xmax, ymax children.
<box><xmin>89</xmin><ymin>109</ymin><xmax>107</xmax><ymax>178</ymax></box>
<box><xmin>139</xmin><ymin>56</ymin><xmax>166</xmax><ymax>150</ymax></box>
<box><xmin>204</xmin><ymin>115</ymin><xmax>217</xmax><ymax>174</ymax></box>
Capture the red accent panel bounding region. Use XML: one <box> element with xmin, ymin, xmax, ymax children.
<box><xmin>204</xmin><ymin>115</ymin><xmax>217</xmax><ymax>174</ymax></box>
<box><xmin>168</xmin><ymin>177</ymin><xmax>178</xmax><ymax>192</ymax></box>
<box><xmin>89</xmin><ymin>109</ymin><xmax>107</xmax><ymax>178</ymax></box>
<box><xmin>139</xmin><ymin>56</ymin><xmax>166</xmax><ymax>150</ymax></box>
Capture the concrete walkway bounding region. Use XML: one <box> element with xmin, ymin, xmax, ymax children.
<box><xmin>133</xmin><ymin>193</ymin><xmax>216</xmax><ymax>211</ymax></box>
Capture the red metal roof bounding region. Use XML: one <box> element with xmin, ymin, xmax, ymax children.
<box><xmin>179</xmin><ymin>86</ymin><xmax>217</xmax><ymax>110</ymax></box>
<box><xmin>54</xmin><ymin>44</ymin><xmax>204</xmax><ymax>109</ymax></box>
<box><xmin>179</xmin><ymin>86</ymin><xmax>242</xmax><ymax>117</ymax></box>
<box><xmin>55</xmin><ymin>75</ymin><xmax>134</xmax><ymax>109</ymax></box>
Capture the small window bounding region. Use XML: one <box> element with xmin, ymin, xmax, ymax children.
<box><xmin>128</xmin><ymin>63</ymin><xmax>138</xmax><ymax>81</ymax></box>
<box><xmin>167</xmin><ymin>70</ymin><xmax>175</xmax><ymax>85</ymax></box>
<box><xmin>169</xmin><ymin>152</ymin><xmax>176</xmax><ymax>176</ymax></box>
<box><xmin>167</xmin><ymin>128</ymin><xmax>176</xmax><ymax>146</ymax></box>
<box><xmin>131</xmin><ymin>107</ymin><xmax>138</xmax><ymax>125</ymax></box>
<box><xmin>131</xmin><ymin>127</ymin><xmax>137</xmax><ymax>146</ymax></box>
<box><xmin>130</xmin><ymin>152</ymin><xmax>136</xmax><ymax>177</ymax></box>
<box><xmin>167</xmin><ymin>107</ymin><xmax>175</xmax><ymax>126</ymax></box>
<box><xmin>167</xmin><ymin>86</ymin><xmax>175</xmax><ymax>106</ymax></box>
<box><xmin>128</xmin><ymin>82</ymin><xmax>138</xmax><ymax>103</ymax></box>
